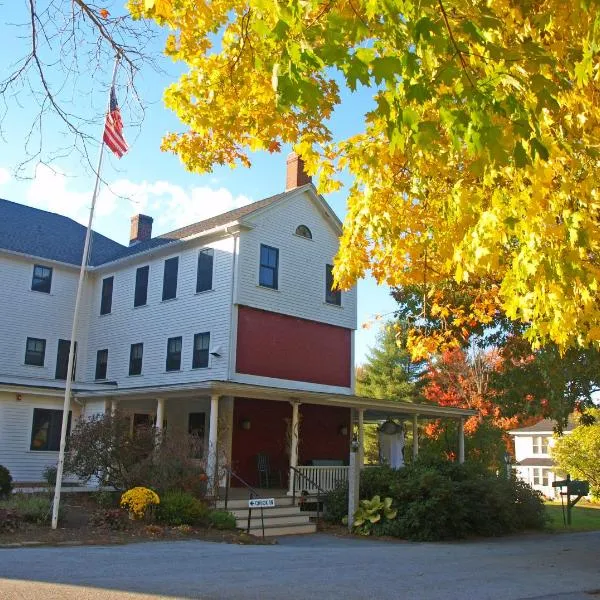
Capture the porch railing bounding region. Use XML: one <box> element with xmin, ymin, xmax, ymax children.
<box><xmin>223</xmin><ymin>467</ymin><xmax>266</xmax><ymax>539</ymax></box>
<box><xmin>293</xmin><ymin>465</ymin><xmax>349</xmax><ymax>494</ymax></box>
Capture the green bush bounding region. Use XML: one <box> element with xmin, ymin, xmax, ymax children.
<box><xmin>42</xmin><ymin>465</ymin><xmax>57</xmax><ymax>487</ymax></box>
<box><xmin>208</xmin><ymin>509</ymin><xmax>237</xmax><ymax>530</ymax></box>
<box><xmin>0</xmin><ymin>494</ymin><xmax>61</xmax><ymax>524</ymax></box>
<box><xmin>156</xmin><ymin>490</ymin><xmax>209</xmax><ymax>526</ymax></box>
<box><xmin>93</xmin><ymin>490</ymin><xmax>121</xmax><ymax>508</ymax></box>
<box><xmin>0</xmin><ymin>465</ymin><xmax>13</xmax><ymax>499</ymax></box>
<box><xmin>324</xmin><ymin>483</ymin><xmax>348</xmax><ymax>523</ymax></box>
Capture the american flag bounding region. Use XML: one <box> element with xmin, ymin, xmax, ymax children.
<box><xmin>103</xmin><ymin>86</ymin><xmax>128</xmax><ymax>158</ymax></box>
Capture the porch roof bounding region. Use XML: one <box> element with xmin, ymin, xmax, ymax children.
<box><xmin>74</xmin><ymin>379</ymin><xmax>477</xmax><ymax>421</ymax></box>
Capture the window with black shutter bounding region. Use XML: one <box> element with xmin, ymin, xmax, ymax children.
<box><xmin>30</xmin><ymin>408</ymin><xmax>71</xmax><ymax>451</ymax></box>
<box><xmin>129</xmin><ymin>343</ymin><xmax>143</xmax><ymax>376</ymax></box>
<box><xmin>25</xmin><ymin>337</ymin><xmax>46</xmax><ymax>366</ymax></box>
<box><xmin>166</xmin><ymin>336</ymin><xmax>182</xmax><ymax>371</ymax></box>
<box><xmin>95</xmin><ymin>349</ymin><xmax>108</xmax><ymax>380</ymax></box>
<box><xmin>55</xmin><ymin>339</ymin><xmax>76</xmax><ymax>380</ymax></box>
<box><xmin>325</xmin><ymin>264</ymin><xmax>341</xmax><ymax>306</ymax></box>
<box><xmin>196</xmin><ymin>249</ymin><xmax>214</xmax><ymax>293</ymax></box>
<box><xmin>31</xmin><ymin>265</ymin><xmax>53</xmax><ymax>293</ymax></box>
<box><xmin>259</xmin><ymin>244</ymin><xmax>279</xmax><ymax>289</ymax></box>
<box><xmin>100</xmin><ymin>276</ymin><xmax>114</xmax><ymax>315</ymax></box>
<box><xmin>134</xmin><ymin>266</ymin><xmax>149</xmax><ymax>307</ymax></box>
<box><xmin>162</xmin><ymin>257</ymin><xmax>179</xmax><ymax>301</ymax></box>
<box><xmin>192</xmin><ymin>332</ymin><xmax>210</xmax><ymax>369</ymax></box>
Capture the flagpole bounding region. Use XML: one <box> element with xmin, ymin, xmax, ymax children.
<box><xmin>51</xmin><ymin>53</ymin><xmax>122</xmax><ymax>529</ymax></box>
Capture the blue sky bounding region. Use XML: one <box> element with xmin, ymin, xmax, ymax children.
<box><xmin>0</xmin><ymin>2</ymin><xmax>396</xmax><ymax>364</ymax></box>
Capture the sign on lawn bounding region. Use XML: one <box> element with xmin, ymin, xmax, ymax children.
<box><xmin>248</xmin><ymin>498</ymin><xmax>275</xmax><ymax>508</ymax></box>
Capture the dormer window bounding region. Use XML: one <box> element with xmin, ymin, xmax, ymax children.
<box><xmin>295</xmin><ymin>225</ymin><xmax>312</xmax><ymax>239</ymax></box>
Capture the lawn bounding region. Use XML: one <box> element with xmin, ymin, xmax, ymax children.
<box><xmin>545</xmin><ymin>502</ymin><xmax>600</xmax><ymax>532</ymax></box>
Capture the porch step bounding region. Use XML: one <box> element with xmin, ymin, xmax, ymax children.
<box><xmin>241</xmin><ymin>514</ymin><xmax>312</xmax><ymax>529</ymax></box>
<box><xmin>216</xmin><ymin>496</ymin><xmax>293</xmax><ymax>510</ymax></box>
<box><xmin>258</xmin><ymin>523</ymin><xmax>317</xmax><ymax>537</ymax></box>
<box><xmin>227</xmin><ymin>505</ymin><xmax>304</xmax><ymax>519</ymax></box>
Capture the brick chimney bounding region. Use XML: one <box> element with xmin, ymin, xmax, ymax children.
<box><xmin>129</xmin><ymin>214</ymin><xmax>153</xmax><ymax>246</ymax></box>
<box><xmin>285</xmin><ymin>153</ymin><xmax>312</xmax><ymax>191</ymax></box>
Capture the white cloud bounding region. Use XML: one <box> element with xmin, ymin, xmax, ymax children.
<box><xmin>0</xmin><ymin>167</ymin><xmax>10</xmax><ymax>186</ymax></box>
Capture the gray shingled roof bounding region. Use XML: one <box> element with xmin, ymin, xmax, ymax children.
<box><xmin>510</xmin><ymin>418</ymin><xmax>576</xmax><ymax>434</ymax></box>
<box><xmin>517</xmin><ymin>457</ymin><xmax>555</xmax><ymax>467</ymax></box>
<box><xmin>0</xmin><ymin>190</ymin><xmax>290</xmax><ymax>267</ymax></box>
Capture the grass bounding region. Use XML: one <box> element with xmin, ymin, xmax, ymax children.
<box><xmin>545</xmin><ymin>501</ymin><xmax>600</xmax><ymax>532</ymax></box>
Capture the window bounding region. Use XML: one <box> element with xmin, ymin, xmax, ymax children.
<box><xmin>533</xmin><ymin>468</ymin><xmax>550</xmax><ymax>487</ymax></box>
<box><xmin>295</xmin><ymin>225</ymin><xmax>312</xmax><ymax>239</ymax></box>
<box><xmin>162</xmin><ymin>257</ymin><xmax>179</xmax><ymax>301</ymax></box>
<box><xmin>25</xmin><ymin>337</ymin><xmax>46</xmax><ymax>366</ymax></box>
<box><xmin>166</xmin><ymin>336</ymin><xmax>182</xmax><ymax>371</ymax></box>
<box><xmin>533</xmin><ymin>436</ymin><xmax>549</xmax><ymax>454</ymax></box>
<box><xmin>129</xmin><ymin>343</ymin><xmax>143</xmax><ymax>376</ymax></box>
<box><xmin>196</xmin><ymin>248</ymin><xmax>214</xmax><ymax>293</ymax></box>
<box><xmin>55</xmin><ymin>339</ymin><xmax>76</xmax><ymax>380</ymax></box>
<box><xmin>259</xmin><ymin>244</ymin><xmax>279</xmax><ymax>289</ymax></box>
<box><xmin>134</xmin><ymin>266</ymin><xmax>149</xmax><ymax>307</ymax></box>
<box><xmin>192</xmin><ymin>332</ymin><xmax>210</xmax><ymax>369</ymax></box>
<box><xmin>30</xmin><ymin>408</ymin><xmax>71</xmax><ymax>451</ymax></box>
<box><xmin>325</xmin><ymin>264</ymin><xmax>341</xmax><ymax>306</ymax></box>
<box><xmin>188</xmin><ymin>412</ymin><xmax>206</xmax><ymax>458</ymax></box>
<box><xmin>31</xmin><ymin>265</ymin><xmax>53</xmax><ymax>293</ymax></box>
<box><xmin>95</xmin><ymin>349</ymin><xmax>108</xmax><ymax>380</ymax></box>
<box><xmin>100</xmin><ymin>276</ymin><xmax>114</xmax><ymax>315</ymax></box>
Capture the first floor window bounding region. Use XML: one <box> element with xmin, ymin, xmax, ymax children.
<box><xmin>25</xmin><ymin>337</ymin><xmax>46</xmax><ymax>366</ymax></box>
<box><xmin>30</xmin><ymin>408</ymin><xmax>71</xmax><ymax>451</ymax></box>
<box><xmin>325</xmin><ymin>264</ymin><xmax>341</xmax><ymax>305</ymax></box>
<box><xmin>188</xmin><ymin>412</ymin><xmax>206</xmax><ymax>458</ymax></box>
<box><xmin>192</xmin><ymin>332</ymin><xmax>210</xmax><ymax>369</ymax></box>
<box><xmin>31</xmin><ymin>264</ymin><xmax>53</xmax><ymax>293</ymax></box>
<box><xmin>166</xmin><ymin>336</ymin><xmax>182</xmax><ymax>371</ymax></box>
<box><xmin>95</xmin><ymin>349</ymin><xmax>108</xmax><ymax>380</ymax></box>
<box><xmin>129</xmin><ymin>343</ymin><xmax>143</xmax><ymax>376</ymax></box>
<box><xmin>259</xmin><ymin>244</ymin><xmax>279</xmax><ymax>289</ymax></box>
<box><xmin>533</xmin><ymin>468</ymin><xmax>550</xmax><ymax>487</ymax></box>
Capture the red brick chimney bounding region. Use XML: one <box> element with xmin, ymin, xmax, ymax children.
<box><xmin>129</xmin><ymin>214</ymin><xmax>153</xmax><ymax>246</ymax></box>
<box><xmin>285</xmin><ymin>153</ymin><xmax>312</xmax><ymax>191</ymax></box>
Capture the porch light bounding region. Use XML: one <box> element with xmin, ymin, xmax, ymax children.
<box><xmin>240</xmin><ymin>418</ymin><xmax>251</xmax><ymax>430</ymax></box>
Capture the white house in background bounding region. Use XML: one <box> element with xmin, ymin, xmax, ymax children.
<box><xmin>509</xmin><ymin>418</ymin><xmax>575</xmax><ymax>498</ymax></box>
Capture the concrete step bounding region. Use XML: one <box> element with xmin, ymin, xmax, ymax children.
<box><xmin>228</xmin><ymin>506</ymin><xmax>303</xmax><ymax>519</ymax></box>
<box><xmin>216</xmin><ymin>496</ymin><xmax>293</xmax><ymax>510</ymax></box>
<box><xmin>239</xmin><ymin>514</ymin><xmax>311</xmax><ymax>529</ymax></box>
<box><xmin>251</xmin><ymin>523</ymin><xmax>317</xmax><ymax>537</ymax></box>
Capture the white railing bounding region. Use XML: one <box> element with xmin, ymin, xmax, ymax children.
<box><xmin>293</xmin><ymin>465</ymin><xmax>349</xmax><ymax>494</ymax></box>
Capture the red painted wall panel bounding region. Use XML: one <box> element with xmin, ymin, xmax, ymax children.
<box><xmin>231</xmin><ymin>398</ymin><xmax>351</xmax><ymax>487</ymax></box>
<box><xmin>236</xmin><ymin>306</ymin><xmax>352</xmax><ymax>387</ymax></box>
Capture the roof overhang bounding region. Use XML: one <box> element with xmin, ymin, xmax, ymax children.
<box><xmin>74</xmin><ymin>380</ymin><xmax>477</xmax><ymax>420</ymax></box>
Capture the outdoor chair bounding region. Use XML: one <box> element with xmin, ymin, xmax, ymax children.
<box><xmin>256</xmin><ymin>453</ymin><xmax>283</xmax><ymax>488</ymax></box>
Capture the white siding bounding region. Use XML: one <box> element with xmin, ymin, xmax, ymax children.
<box><xmin>84</xmin><ymin>237</ymin><xmax>234</xmax><ymax>388</ymax></box>
<box><xmin>0</xmin><ymin>391</ymin><xmax>81</xmax><ymax>482</ymax></box>
<box><xmin>236</xmin><ymin>189</ymin><xmax>358</xmax><ymax>330</ymax></box>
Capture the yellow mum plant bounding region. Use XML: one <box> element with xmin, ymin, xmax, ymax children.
<box><xmin>120</xmin><ymin>487</ymin><xmax>160</xmax><ymax>519</ymax></box>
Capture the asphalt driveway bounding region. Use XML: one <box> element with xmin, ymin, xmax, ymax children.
<box><xmin>0</xmin><ymin>532</ymin><xmax>599</xmax><ymax>599</ymax></box>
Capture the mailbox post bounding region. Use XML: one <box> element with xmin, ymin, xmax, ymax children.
<box><xmin>552</xmin><ymin>474</ymin><xmax>590</xmax><ymax>526</ymax></box>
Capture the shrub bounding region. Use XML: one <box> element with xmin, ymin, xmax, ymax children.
<box><xmin>120</xmin><ymin>487</ymin><xmax>160</xmax><ymax>520</ymax></box>
<box><xmin>89</xmin><ymin>508</ymin><xmax>129</xmax><ymax>530</ymax></box>
<box><xmin>208</xmin><ymin>509</ymin><xmax>237</xmax><ymax>530</ymax></box>
<box><xmin>350</xmin><ymin>496</ymin><xmax>397</xmax><ymax>536</ymax></box>
<box><xmin>156</xmin><ymin>490</ymin><xmax>209</xmax><ymax>526</ymax></box>
<box><xmin>324</xmin><ymin>483</ymin><xmax>348</xmax><ymax>523</ymax></box>
<box><xmin>0</xmin><ymin>465</ymin><xmax>13</xmax><ymax>499</ymax></box>
<box><xmin>93</xmin><ymin>490</ymin><xmax>121</xmax><ymax>508</ymax></box>
<box><xmin>0</xmin><ymin>494</ymin><xmax>60</xmax><ymax>524</ymax></box>
<box><xmin>0</xmin><ymin>508</ymin><xmax>20</xmax><ymax>533</ymax></box>
<box><xmin>42</xmin><ymin>465</ymin><xmax>58</xmax><ymax>487</ymax></box>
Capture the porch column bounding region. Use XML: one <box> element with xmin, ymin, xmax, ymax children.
<box><xmin>111</xmin><ymin>399</ymin><xmax>118</xmax><ymax>416</ymax></box>
<box><xmin>288</xmin><ymin>401</ymin><xmax>300</xmax><ymax>495</ymax></box>
<box><xmin>412</xmin><ymin>414</ymin><xmax>419</xmax><ymax>461</ymax></box>
<box><xmin>458</xmin><ymin>418</ymin><xmax>465</xmax><ymax>464</ymax></box>
<box><xmin>155</xmin><ymin>398</ymin><xmax>165</xmax><ymax>432</ymax></box>
<box><xmin>207</xmin><ymin>394</ymin><xmax>220</xmax><ymax>493</ymax></box>
<box><xmin>357</xmin><ymin>408</ymin><xmax>365</xmax><ymax>469</ymax></box>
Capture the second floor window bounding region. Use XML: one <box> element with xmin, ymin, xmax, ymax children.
<box><xmin>32</xmin><ymin>265</ymin><xmax>53</xmax><ymax>293</ymax></box>
<box><xmin>129</xmin><ymin>343</ymin><xmax>143</xmax><ymax>376</ymax></box>
<box><xmin>95</xmin><ymin>349</ymin><xmax>108</xmax><ymax>380</ymax></box>
<box><xmin>166</xmin><ymin>336</ymin><xmax>182</xmax><ymax>371</ymax></box>
<box><xmin>100</xmin><ymin>276</ymin><xmax>114</xmax><ymax>315</ymax></box>
<box><xmin>134</xmin><ymin>266</ymin><xmax>149</xmax><ymax>307</ymax></box>
<box><xmin>196</xmin><ymin>248</ymin><xmax>214</xmax><ymax>293</ymax></box>
<box><xmin>193</xmin><ymin>332</ymin><xmax>210</xmax><ymax>369</ymax></box>
<box><xmin>259</xmin><ymin>244</ymin><xmax>279</xmax><ymax>289</ymax></box>
<box><xmin>532</xmin><ymin>436</ymin><xmax>549</xmax><ymax>454</ymax></box>
<box><xmin>25</xmin><ymin>337</ymin><xmax>46</xmax><ymax>366</ymax></box>
<box><xmin>162</xmin><ymin>257</ymin><xmax>179</xmax><ymax>301</ymax></box>
<box><xmin>325</xmin><ymin>264</ymin><xmax>341</xmax><ymax>306</ymax></box>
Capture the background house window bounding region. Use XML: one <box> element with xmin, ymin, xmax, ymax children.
<box><xmin>295</xmin><ymin>225</ymin><xmax>312</xmax><ymax>239</ymax></box>
<box><xmin>95</xmin><ymin>349</ymin><xmax>108</xmax><ymax>380</ymax></box>
<box><xmin>129</xmin><ymin>343</ymin><xmax>143</xmax><ymax>375</ymax></box>
<box><xmin>100</xmin><ymin>276</ymin><xmax>114</xmax><ymax>315</ymax></box>
<box><xmin>532</xmin><ymin>436</ymin><xmax>549</xmax><ymax>454</ymax></box>
<box><xmin>162</xmin><ymin>257</ymin><xmax>179</xmax><ymax>300</ymax></box>
<box><xmin>259</xmin><ymin>244</ymin><xmax>279</xmax><ymax>289</ymax></box>
<box><xmin>25</xmin><ymin>337</ymin><xmax>46</xmax><ymax>366</ymax></box>
<box><xmin>196</xmin><ymin>248</ymin><xmax>214</xmax><ymax>293</ymax></box>
<box><xmin>533</xmin><ymin>468</ymin><xmax>550</xmax><ymax>486</ymax></box>
<box><xmin>192</xmin><ymin>332</ymin><xmax>210</xmax><ymax>369</ymax></box>
<box><xmin>134</xmin><ymin>266</ymin><xmax>149</xmax><ymax>307</ymax></box>
<box><xmin>325</xmin><ymin>264</ymin><xmax>341</xmax><ymax>306</ymax></box>
<box><xmin>31</xmin><ymin>265</ymin><xmax>53</xmax><ymax>293</ymax></box>
<box><xmin>55</xmin><ymin>339</ymin><xmax>76</xmax><ymax>380</ymax></box>
<box><xmin>30</xmin><ymin>408</ymin><xmax>71</xmax><ymax>451</ymax></box>
<box><xmin>166</xmin><ymin>336</ymin><xmax>182</xmax><ymax>371</ymax></box>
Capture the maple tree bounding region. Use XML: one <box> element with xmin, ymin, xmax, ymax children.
<box><xmin>132</xmin><ymin>0</ymin><xmax>600</xmax><ymax>357</ymax></box>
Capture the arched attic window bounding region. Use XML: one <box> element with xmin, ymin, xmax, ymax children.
<box><xmin>295</xmin><ymin>225</ymin><xmax>312</xmax><ymax>239</ymax></box>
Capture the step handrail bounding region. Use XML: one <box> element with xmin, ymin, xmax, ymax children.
<box><xmin>289</xmin><ymin>465</ymin><xmax>328</xmax><ymax>523</ymax></box>
<box><xmin>223</xmin><ymin>467</ymin><xmax>265</xmax><ymax>539</ymax></box>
